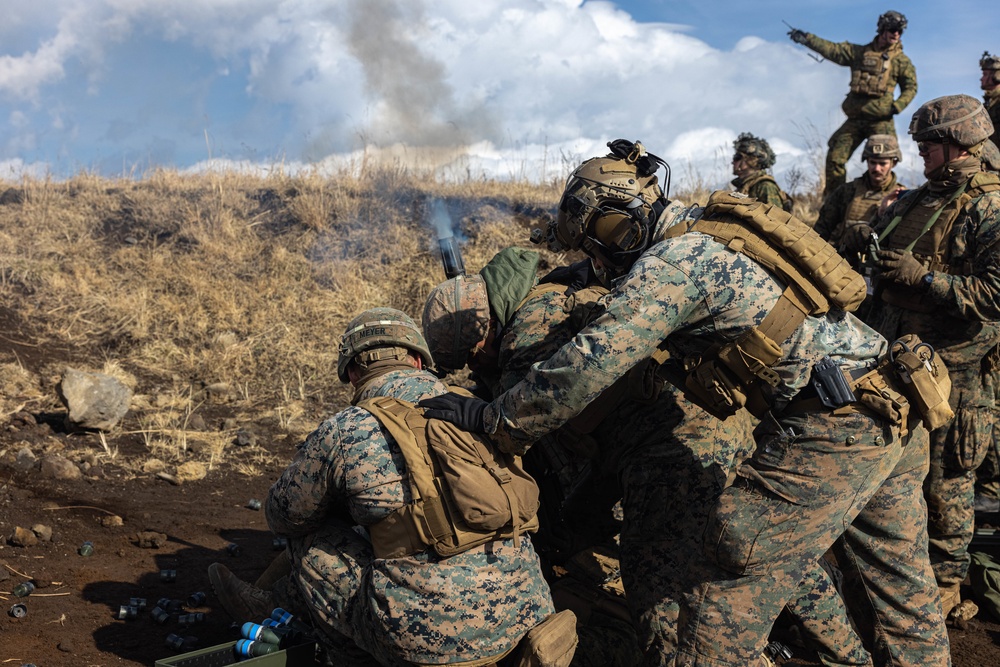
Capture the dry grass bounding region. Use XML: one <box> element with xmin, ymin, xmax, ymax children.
<box><xmin>0</xmin><ymin>161</ymin><xmax>823</xmax><ymax>473</ymax></box>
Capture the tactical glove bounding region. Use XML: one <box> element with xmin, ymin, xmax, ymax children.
<box><xmin>540</xmin><ymin>259</ymin><xmax>595</xmax><ymax>296</ymax></box>
<box><xmin>788</xmin><ymin>29</ymin><xmax>807</xmax><ymax>44</ymax></box>
<box><xmin>842</xmin><ymin>224</ymin><xmax>873</xmax><ymax>253</ymax></box>
<box><xmin>419</xmin><ymin>392</ymin><xmax>488</xmax><ymax>433</ymax></box>
<box><xmin>877</xmin><ymin>249</ymin><xmax>928</xmax><ymax>287</ymax></box>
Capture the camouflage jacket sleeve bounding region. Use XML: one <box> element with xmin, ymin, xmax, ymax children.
<box><xmin>923</xmin><ymin>191</ymin><xmax>1000</xmax><ymax>321</ymax></box>
<box><xmin>266</xmin><ymin>406</ymin><xmax>407</xmax><ymax>537</ymax></box>
<box><xmin>814</xmin><ymin>181</ymin><xmax>852</xmax><ymax>241</ymax></box>
<box><xmin>801</xmin><ymin>34</ymin><xmax>857</xmax><ymax>67</ymax></box>
<box><xmin>891</xmin><ymin>52</ymin><xmax>917</xmax><ymax>114</ymax></box>
<box><xmin>749</xmin><ymin>179</ymin><xmax>785</xmax><ymax>209</ymax></box>
<box><xmin>484</xmin><ymin>250</ymin><xmax>708</xmax><ymax>453</ymax></box>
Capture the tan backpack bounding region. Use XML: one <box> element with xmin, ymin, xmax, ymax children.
<box><xmin>361</xmin><ymin>394</ymin><xmax>540</xmax><ymax>559</ymax></box>
<box><xmin>661</xmin><ymin>191</ymin><xmax>869</xmax><ymax>418</ymax></box>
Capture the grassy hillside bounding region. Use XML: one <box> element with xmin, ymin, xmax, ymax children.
<box><xmin>0</xmin><ymin>165</ymin><xmax>821</xmax><ymax>477</ymax></box>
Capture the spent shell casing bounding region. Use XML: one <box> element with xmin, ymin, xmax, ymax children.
<box><xmin>225</xmin><ymin>542</ymin><xmax>242</xmax><ymax>557</ymax></box>
<box><xmin>12</xmin><ymin>581</ymin><xmax>35</xmax><ymax>598</ymax></box>
<box><xmin>159</xmin><ymin>569</ymin><xmax>177</xmax><ymax>583</ymax></box>
<box><xmin>9</xmin><ymin>604</ymin><xmax>28</xmax><ymax>618</ymax></box>
<box><xmin>116</xmin><ymin>605</ymin><xmax>138</xmax><ymax>620</ymax></box>
<box><xmin>79</xmin><ymin>541</ymin><xmax>94</xmax><ymax>557</ymax></box>
<box><xmin>129</xmin><ymin>597</ymin><xmax>147</xmax><ymax>610</ymax></box>
<box><xmin>178</xmin><ymin>612</ymin><xmax>205</xmax><ymax>625</ymax></box>
<box><xmin>246</xmin><ymin>499</ymin><xmax>262</xmax><ymax>511</ymax></box>
<box><xmin>187</xmin><ymin>591</ymin><xmax>207</xmax><ymax>607</ymax></box>
<box><xmin>150</xmin><ymin>606</ymin><xmax>170</xmax><ymax>624</ymax></box>
<box><xmin>272</xmin><ymin>537</ymin><xmax>288</xmax><ymax>550</ymax></box>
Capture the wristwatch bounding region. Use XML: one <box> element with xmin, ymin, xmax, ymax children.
<box><xmin>922</xmin><ymin>272</ymin><xmax>934</xmax><ymax>289</ymax></box>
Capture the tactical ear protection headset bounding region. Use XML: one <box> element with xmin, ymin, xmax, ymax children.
<box><xmin>542</xmin><ymin>140</ymin><xmax>670</xmax><ymax>276</ymax></box>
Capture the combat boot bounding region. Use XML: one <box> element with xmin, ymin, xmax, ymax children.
<box><xmin>208</xmin><ymin>562</ymin><xmax>274</xmax><ymax>623</ymax></box>
<box><xmin>938</xmin><ymin>582</ymin><xmax>962</xmax><ymax>620</ymax></box>
<box><xmin>516</xmin><ymin>609</ymin><xmax>578</xmax><ymax>667</ymax></box>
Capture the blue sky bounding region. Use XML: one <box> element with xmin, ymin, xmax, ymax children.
<box><xmin>0</xmin><ymin>1</ymin><xmax>996</xmax><ymax>192</ymax></box>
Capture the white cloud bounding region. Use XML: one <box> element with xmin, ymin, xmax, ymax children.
<box><xmin>0</xmin><ymin>0</ymin><xmax>939</xmax><ymax>190</ymax></box>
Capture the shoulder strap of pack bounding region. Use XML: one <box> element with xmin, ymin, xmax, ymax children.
<box><xmin>699</xmin><ymin>190</ymin><xmax>867</xmax><ymax>313</ymax></box>
<box><xmin>358</xmin><ymin>396</ymin><xmax>454</xmax><ymax>557</ymax></box>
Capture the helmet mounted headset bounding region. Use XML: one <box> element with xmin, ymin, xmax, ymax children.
<box><xmin>538</xmin><ymin>139</ymin><xmax>670</xmax><ymax>277</ymax></box>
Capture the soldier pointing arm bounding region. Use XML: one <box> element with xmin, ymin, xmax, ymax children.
<box><xmin>789</xmin><ymin>11</ymin><xmax>917</xmax><ymax>198</ymax></box>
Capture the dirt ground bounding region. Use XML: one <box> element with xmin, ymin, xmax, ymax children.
<box><xmin>3</xmin><ymin>420</ymin><xmax>1000</xmax><ymax>666</ymax></box>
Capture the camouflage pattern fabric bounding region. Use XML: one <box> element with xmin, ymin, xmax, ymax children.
<box><xmin>974</xmin><ymin>348</ymin><xmax>1000</xmax><ymax>500</ymax></box>
<box><xmin>866</xmin><ymin>181</ymin><xmax>1000</xmax><ymax>590</ymax></box>
<box><xmin>499</xmin><ymin>284</ymin><xmax>760</xmax><ymax>665</ymax></box>
<box><xmin>475</xmin><ymin>222</ymin><xmax>948</xmax><ymax>665</ymax></box>
<box><xmin>985</xmin><ymin>89</ymin><xmax>1000</xmax><ymax>147</ymax></box>
<box><xmin>731</xmin><ymin>171</ymin><xmax>787</xmax><ymax>209</ymax></box>
<box><xmin>266</xmin><ymin>366</ymin><xmax>554</xmax><ymax>666</ymax></box>
<box><xmin>825</xmin><ymin>118</ymin><xmax>900</xmax><ymax>197</ymax></box>
<box><xmin>800</xmin><ymin>34</ymin><xmax>917</xmax><ymax>196</ymax></box>
<box><xmin>814</xmin><ymin>171</ymin><xmax>902</xmax><ymax>248</ymax></box>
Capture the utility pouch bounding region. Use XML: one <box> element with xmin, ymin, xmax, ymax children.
<box><xmin>889</xmin><ymin>335</ymin><xmax>955</xmax><ymax>431</ymax></box>
<box><xmin>811</xmin><ymin>356</ymin><xmax>856</xmax><ymax>408</ymax></box>
<box><xmin>854</xmin><ymin>367</ymin><xmax>909</xmax><ymax>430</ymax></box>
<box><xmin>683</xmin><ymin>359</ymin><xmax>748</xmax><ymax>420</ymax></box>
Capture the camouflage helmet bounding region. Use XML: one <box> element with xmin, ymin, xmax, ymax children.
<box><xmin>981</xmin><ymin>51</ymin><xmax>1000</xmax><ymax>85</ymax></box>
<box><xmin>337</xmin><ymin>307</ymin><xmax>432</xmax><ymax>382</ymax></box>
<box><xmin>861</xmin><ymin>134</ymin><xmax>902</xmax><ymax>162</ymax></box>
<box><xmin>876</xmin><ymin>10</ymin><xmax>906</xmax><ymax>34</ymax></box>
<box><xmin>908</xmin><ymin>94</ymin><xmax>995</xmax><ymax>148</ymax></box>
<box><xmin>733</xmin><ymin>132</ymin><xmax>776</xmax><ymax>170</ymax></box>
<box><xmin>547</xmin><ymin>139</ymin><xmax>666</xmax><ymax>273</ymax></box>
<box><xmin>421</xmin><ymin>274</ymin><xmax>491</xmax><ymax>372</ymax></box>
<box><xmin>982</xmin><ymin>139</ymin><xmax>1000</xmax><ymax>173</ymax></box>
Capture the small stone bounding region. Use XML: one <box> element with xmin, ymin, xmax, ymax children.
<box><xmin>58</xmin><ymin>640</ymin><xmax>74</xmax><ymax>652</ymax></box>
<box><xmin>9</xmin><ymin>526</ymin><xmax>38</xmax><ymax>547</ymax></box>
<box><xmin>176</xmin><ymin>461</ymin><xmax>207</xmax><ymax>482</ymax></box>
<box><xmin>0</xmin><ymin>559</ymin><xmax>9</xmax><ymax>581</ymax></box>
<box><xmin>187</xmin><ymin>413</ymin><xmax>207</xmax><ymax>431</ymax></box>
<box><xmin>221</xmin><ymin>418</ymin><xmax>238</xmax><ymax>431</ymax></box>
<box><xmin>136</xmin><ymin>531</ymin><xmax>168</xmax><ymax>549</ymax></box>
<box><xmin>40</xmin><ymin>454</ymin><xmax>82</xmax><ymax>480</ymax></box>
<box><xmin>14</xmin><ymin>447</ymin><xmax>37</xmax><ymax>472</ymax></box>
<box><xmin>204</xmin><ymin>382</ymin><xmax>232</xmax><ymax>403</ymax></box>
<box><xmin>235</xmin><ymin>428</ymin><xmax>257</xmax><ymax>448</ymax></box>
<box><xmin>31</xmin><ymin>524</ymin><xmax>53</xmax><ymax>542</ymax></box>
<box><xmin>100</xmin><ymin>515</ymin><xmax>124</xmax><ymax>528</ymax></box>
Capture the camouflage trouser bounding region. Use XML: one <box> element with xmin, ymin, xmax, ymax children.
<box><xmin>675</xmin><ymin>411</ymin><xmax>949</xmax><ymax>667</ymax></box>
<box><xmin>825</xmin><ymin>118</ymin><xmax>897</xmax><ymax>197</ymax></box>
<box><xmin>973</xmin><ymin>363</ymin><xmax>1000</xmax><ymax>501</ymax></box>
<box><xmin>619</xmin><ymin>404</ymin><xmax>870</xmax><ymax>667</ymax></box>
<box><xmin>277</xmin><ymin>525</ymin><xmax>384</xmax><ymax>666</ymax></box>
<box><xmin>925</xmin><ymin>364</ymin><xmax>995</xmax><ymax>588</ymax></box>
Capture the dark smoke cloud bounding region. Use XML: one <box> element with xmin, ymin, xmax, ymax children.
<box><xmin>344</xmin><ymin>0</ymin><xmax>497</xmax><ymax>149</ymax></box>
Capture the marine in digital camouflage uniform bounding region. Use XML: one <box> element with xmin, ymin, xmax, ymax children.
<box><xmin>983</xmin><ymin>52</ymin><xmax>1000</xmax><ymax>147</ymax></box>
<box><xmin>264</xmin><ymin>308</ymin><xmax>555</xmax><ymax>666</ymax></box>
<box><xmin>731</xmin><ymin>132</ymin><xmax>792</xmax><ymax>211</ymax></box>
<box><xmin>789</xmin><ymin>11</ymin><xmax>917</xmax><ymax>197</ymax></box>
<box><xmin>845</xmin><ymin>94</ymin><xmax>1000</xmax><ymax>618</ymax></box>
<box><xmin>814</xmin><ymin>134</ymin><xmax>906</xmax><ymax>251</ymax></box>
<box><xmin>975</xmin><ymin>53</ymin><xmax>1000</xmax><ymax>512</ymax></box>
<box><xmin>424</xmin><ymin>251</ymin><xmax>644</xmax><ymax>667</ymax></box>
<box><xmin>422</xmin><ymin>142</ymin><xmax>949</xmax><ymax>667</ymax></box>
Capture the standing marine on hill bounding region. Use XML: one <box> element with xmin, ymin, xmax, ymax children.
<box><xmin>789</xmin><ymin>11</ymin><xmax>917</xmax><ymax>198</ymax></box>
<box><xmin>814</xmin><ymin>134</ymin><xmax>906</xmax><ymax>249</ymax></box>
<box><xmin>731</xmin><ymin>133</ymin><xmax>793</xmax><ymax>211</ymax></box>
<box><xmin>844</xmin><ymin>94</ymin><xmax>1000</xmax><ymax>620</ymax></box>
